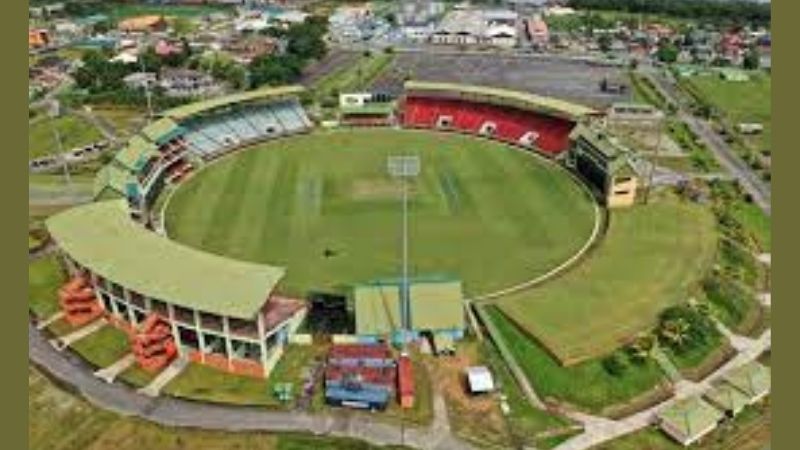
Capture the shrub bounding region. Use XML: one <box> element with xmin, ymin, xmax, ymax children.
<box><xmin>602</xmin><ymin>353</ymin><xmax>627</xmax><ymax>377</ymax></box>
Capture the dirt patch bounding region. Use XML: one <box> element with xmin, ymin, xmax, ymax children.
<box><xmin>424</xmin><ymin>342</ymin><xmax>509</xmax><ymax>446</ymax></box>
<box><xmin>350</xmin><ymin>179</ymin><xmax>416</xmax><ymax>201</ymax></box>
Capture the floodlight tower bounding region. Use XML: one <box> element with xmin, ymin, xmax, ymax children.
<box><xmin>387</xmin><ymin>155</ymin><xmax>420</xmax><ymax>346</ymax></box>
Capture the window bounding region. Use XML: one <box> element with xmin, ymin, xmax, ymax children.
<box><xmin>614</xmin><ymin>190</ymin><xmax>630</xmax><ymax>196</ymax></box>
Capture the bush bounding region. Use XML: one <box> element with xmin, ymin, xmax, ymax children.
<box><xmin>602</xmin><ymin>353</ymin><xmax>627</xmax><ymax>377</ymax></box>
<box><xmin>658</xmin><ymin>304</ymin><xmax>718</xmax><ymax>354</ymax></box>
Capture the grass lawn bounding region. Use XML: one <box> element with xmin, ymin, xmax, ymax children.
<box><xmin>312</xmin><ymin>52</ymin><xmax>394</xmax><ymax>100</ymax></box>
<box><xmin>478</xmin><ymin>339</ymin><xmax>578</xmax><ymax>449</ymax></box>
<box><xmin>730</xmin><ymin>200</ymin><xmax>771</xmax><ymax>251</ymax></box>
<box><xmin>496</xmin><ymin>196</ymin><xmax>717</xmax><ymax>363</ymax></box>
<box><xmin>686</xmin><ymin>73</ymin><xmax>771</xmax><ymax>156</ymax></box>
<box><xmin>29</xmin><ymin>114</ymin><xmax>104</xmax><ymax>160</ymax></box>
<box><xmin>70</xmin><ymin>325</ymin><xmax>131</xmax><ymax>369</ymax></box>
<box><xmin>663</xmin><ymin>335</ymin><xmax>734</xmax><ymax>382</ymax></box>
<box><xmin>166</xmin><ymin>129</ymin><xmax>596</xmax><ymax>298</ymax></box>
<box><xmin>90</xmin><ymin>107</ymin><xmax>146</xmax><ymax>137</ymax></box>
<box><xmin>593</xmin><ymin>399</ymin><xmax>770</xmax><ymax>450</ymax></box>
<box><xmin>117</xmin><ymin>365</ymin><xmax>158</xmax><ymax>388</ymax></box>
<box><xmin>28</xmin><ymin>256</ymin><xmax>65</xmax><ymax>319</ymax></box>
<box><xmin>163</xmin><ymin>345</ymin><xmax>324</xmax><ymax>407</ymax></box>
<box><xmin>30</xmin><ymin>366</ymin><xmax>412</xmax><ymax>450</ymax></box>
<box><xmin>486</xmin><ymin>306</ymin><xmax>668</xmax><ymax>415</ymax></box>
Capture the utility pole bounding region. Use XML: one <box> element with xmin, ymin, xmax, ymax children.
<box><xmin>643</xmin><ymin>112</ymin><xmax>665</xmax><ymax>205</ymax></box>
<box><xmin>48</xmin><ymin>100</ymin><xmax>71</xmax><ymax>188</ymax></box>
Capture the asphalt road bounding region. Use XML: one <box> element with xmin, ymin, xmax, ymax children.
<box><xmin>644</xmin><ymin>68</ymin><xmax>771</xmax><ymax>215</ymax></box>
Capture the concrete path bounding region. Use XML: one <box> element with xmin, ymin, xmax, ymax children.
<box><xmin>138</xmin><ymin>356</ymin><xmax>189</xmax><ymax>397</ymax></box>
<box><xmin>50</xmin><ymin>319</ymin><xmax>106</xmax><ymax>351</ymax></box>
<box><xmin>758</xmin><ymin>292</ymin><xmax>771</xmax><ymax>307</ymax></box>
<box><xmin>36</xmin><ymin>311</ymin><xmax>64</xmax><ymax>330</ymax></box>
<box><xmin>94</xmin><ymin>353</ymin><xmax>136</xmax><ymax>384</ymax></box>
<box><xmin>758</xmin><ymin>253</ymin><xmax>771</xmax><ymax>266</ymax></box>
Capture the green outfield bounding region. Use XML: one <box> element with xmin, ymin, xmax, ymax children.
<box><xmin>495</xmin><ymin>196</ymin><xmax>717</xmax><ymax>364</ymax></box>
<box><xmin>165</xmin><ymin>129</ymin><xmax>597</xmax><ymax>298</ymax></box>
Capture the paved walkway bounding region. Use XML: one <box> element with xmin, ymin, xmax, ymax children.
<box><xmin>138</xmin><ymin>356</ymin><xmax>189</xmax><ymax>397</ymax></box>
<box><xmin>36</xmin><ymin>311</ymin><xmax>64</xmax><ymax>330</ymax></box>
<box><xmin>94</xmin><ymin>353</ymin><xmax>136</xmax><ymax>384</ymax></box>
<box><xmin>29</xmin><ymin>322</ymin><xmax>474</xmax><ymax>450</ymax></box>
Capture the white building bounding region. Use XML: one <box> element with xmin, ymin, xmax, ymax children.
<box><xmin>465</xmin><ymin>366</ymin><xmax>495</xmax><ymax>394</ymax></box>
<box><xmin>431</xmin><ymin>8</ymin><xmax>519</xmax><ymax>48</ymax></box>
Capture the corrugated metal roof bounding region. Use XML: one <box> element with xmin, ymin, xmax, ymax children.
<box><xmin>354</xmin><ymin>279</ymin><xmax>464</xmax><ymax>335</ymax></box>
<box><xmin>114</xmin><ymin>135</ymin><xmax>158</xmax><ymax>172</ymax></box>
<box><xmin>141</xmin><ymin>117</ymin><xmax>180</xmax><ymax>143</ymax></box>
<box><xmin>704</xmin><ymin>382</ymin><xmax>749</xmax><ymax>414</ymax></box>
<box><xmin>46</xmin><ymin>199</ymin><xmax>285</xmax><ymax>319</ymax></box>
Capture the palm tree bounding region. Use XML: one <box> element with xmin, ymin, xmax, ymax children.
<box><xmin>629</xmin><ymin>333</ymin><xmax>656</xmax><ymax>362</ymax></box>
<box><xmin>660</xmin><ymin>318</ymin><xmax>691</xmax><ymax>348</ymax></box>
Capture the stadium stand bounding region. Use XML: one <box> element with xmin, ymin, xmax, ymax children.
<box><xmin>403</xmin><ymin>96</ymin><xmax>576</xmax><ymax>154</ymax></box>
<box><xmin>401</xmin><ymin>81</ymin><xmax>598</xmax><ymax>156</ymax></box>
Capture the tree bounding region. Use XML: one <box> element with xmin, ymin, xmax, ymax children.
<box><xmin>602</xmin><ymin>353</ymin><xmax>627</xmax><ymax>377</ymax></box>
<box><xmin>656</xmin><ymin>38</ymin><xmax>679</xmax><ymax>63</ymax></box>
<box><xmin>660</xmin><ymin>318</ymin><xmax>691</xmax><ymax>348</ymax></box>
<box><xmin>249</xmin><ymin>54</ymin><xmax>303</xmax><ymax>87</ymax></box>
<box><xmin>743</xmin><ymin>46</ymin><xmax>760</xmax><ymax>70</ymax></box>
<box><xmin>627</xmin><ymin>333</ymin><xmax>656</xmax><ymax>363</ymax></box>
<box><xmin>597</xmin><ymin>33</ymin><xmax>612</xmax><ymax>53</ymax></box>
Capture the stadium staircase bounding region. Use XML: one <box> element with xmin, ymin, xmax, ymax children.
<box><xmin>58</xmin><ymin>276</ymin><xmax>104</xmax><ymax>327</ymax></box>
<box><xmin>130</xmin><ymin>313</ymin><xmax>178</xmax><ymax>372</ymax></box>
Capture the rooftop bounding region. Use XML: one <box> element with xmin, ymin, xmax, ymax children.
<box><xmin>658</xmin><ymin>396</ymin><xmax>723</xmax><ymax>441</ymax></box>
<box><xmin>404</xmin><ymin>80</ymin><xmax>596</xmax><ymax>120</ymax></box>
<box><xmin>354</xmin><ymin>278</ymin><xmax>464</xmax><ymax>335</ymax></box>
<box><xmin>47</xmin><ymin>200</ymin><xmax>285</xmax><ymax>319</ymax></box>
<box><xmin>163</xmin><ymin>85</ymin><xmax>305</xmax><ymax>120</ymax></box>
<box><xmin>723</xmin><ymin>361</ymin><xmax>771</xmax><ymax>399</ymax></box>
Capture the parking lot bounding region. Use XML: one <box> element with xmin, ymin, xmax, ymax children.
<box><xmin>370</xmin><ymin>51</ymin><xmax>633</xmax><ymax>108</ymax></box>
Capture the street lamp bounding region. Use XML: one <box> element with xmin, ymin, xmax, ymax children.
<box><xmin>387</xmin><ymin>155</ymin><xmax>420</xmax><ymax>347</ymax></box>
<box><xmin>47</xmin><ymin>99</ymin><xmax>71</xmax><ymax>188</ymax></box>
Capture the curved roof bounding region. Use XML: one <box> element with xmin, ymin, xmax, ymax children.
<box><xmin>47</xmin><ymin>200</ymin><xmax>285</xmax><ymax>319</ymax></box>
<box><xmin>162</xmin><ymin>85</ymin><xmax>306</xmax><ymax>120</ymax></box>
<box><xmin>404</xmin><ymin>80</ymin><xmax>597</xmax><ymax>121</ymax></box>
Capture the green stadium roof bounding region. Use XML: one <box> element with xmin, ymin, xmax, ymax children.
<box><xmin>47</xmin><ymin>200</ymin><xmax>286</xmax><ymax>319</ymax></box>
<box><xmin>354</xmin><ymin>283</ymin><xmax>402</xmax><ymax>336</ymax></box>
<box><xmin>404</xmin><ymin>80</ymin><xmax>597</xmax><ymax>120</ymax></box>
<box><xmin>354</xmin><ymin>278</ymin><xmax>464</xmax><ymax>335</ymax></box>
<box><xmin>658</xmin><ymin>396</ymin><xmax>723</xmax><ymax>442</ymax></box>
<box><xmin>163</xmin><ymin>85</ymin><xmax>306</xmax><ymax>120</ymax></box>
<box><xmin>723</xmin><ymin>362</ymin><xmax>771</xmax><ymax>400</ymax></box>
<box><xmin>141</xmin><ymin>117</ymin><xmax>181</xmax><ymax>144</ymax></box>
<box><xmin>93</xmin><ymin>164</ymin><xmax>135</xmax><ymax>198</ymax></box>
<box><xmin>114</xmin><ymin>136</ymin><xmax>158</xmax><ymax>172</ymax></box>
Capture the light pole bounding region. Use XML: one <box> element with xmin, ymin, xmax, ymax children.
<box><xmin>387</xmin><ymin>155</ymin><xmax>420</xmax><ymax>346</ymax></box>
<box><xmin>48</xmin><ymin>99</ymin><xmax>71</xmax><ymax>188</ymax></box>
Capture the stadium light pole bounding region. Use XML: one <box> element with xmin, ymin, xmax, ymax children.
<box><xmin>388</xmin><ymin>155</ymin><xmax>420</xmax><ymax>347</ymax></box>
